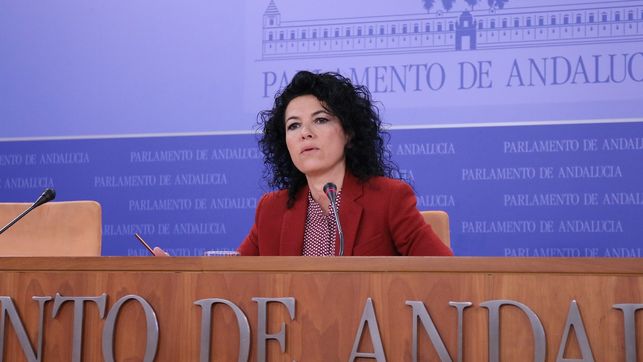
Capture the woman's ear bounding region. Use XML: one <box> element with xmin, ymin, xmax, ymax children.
<box><xmin>345</xmin><ymin>133</ymin><xmax>353</xmax><ymax>148</ymax></box>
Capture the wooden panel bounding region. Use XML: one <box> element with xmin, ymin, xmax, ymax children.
<box><xmin>0</xmin><ymin>202</ymin><xmax>102</xmax><ymax>256</ymax></box>
<box><xmin>0</xmin><ymin>257</ymin><xmax>640</xmax><ymax>361</ymax></box>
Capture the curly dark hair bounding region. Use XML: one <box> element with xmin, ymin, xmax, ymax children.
<box><xmin>258</xmin><ymin>70</ymin><xmax>399</xmax><ymax>207</ymax></box>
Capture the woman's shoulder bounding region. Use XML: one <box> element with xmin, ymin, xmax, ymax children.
<box><xmin>361</xmin><ymin>176</ymin><xmax>413</xmax><ymax>195</ymax></box>
<box><xmin>259</xmin><ymin>188</ymin><xmax>289</xmax><ymax>205</ymax></box>
<box><xmin>364</xmin><ymin>175</ymin><xmax>411</xmax><ymax>188</ymax></box>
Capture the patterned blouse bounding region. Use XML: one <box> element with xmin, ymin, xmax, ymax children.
<box><xmin>301</xmin><ymin>190</ymin><xmax>342</xmax><ymax>256</ymax></box>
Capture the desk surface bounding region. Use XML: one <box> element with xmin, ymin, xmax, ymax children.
<box><xmin>0</xmin><ymin>256</ymin><xmax>641</xmax><ymax>273</ymax></box>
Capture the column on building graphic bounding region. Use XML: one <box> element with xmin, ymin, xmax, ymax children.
<box><xmin>262</xmin><ymin>1</ymin><xmax>643</xmax><ymax>58</ymax></box>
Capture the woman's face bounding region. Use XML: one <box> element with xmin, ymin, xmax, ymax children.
<box><xmin>284</xmin><ymin>95</ymin><xmax>349</xmax><ymax>178</ymax></box>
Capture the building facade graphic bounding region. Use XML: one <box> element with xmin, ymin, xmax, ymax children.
<box><xmin>262</xmin><ymin>0</ymin><xmax>643</xmax><ymax>58</ymax></box>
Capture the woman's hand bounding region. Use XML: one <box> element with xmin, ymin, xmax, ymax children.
<box><xmin>152</xmin><ymin>247</ymin><xmax>170</xmax><ymax>257</ymax></box>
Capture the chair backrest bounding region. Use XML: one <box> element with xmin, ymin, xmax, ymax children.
<box><xmin>420</xmin><ymin>210</ymin><xmax>450</xmax><ymax>248</ymax></box>
<box><xmin>0</xmin><ymin>201</ymin><xmax>102</xmax><ymax>256</ymax></box>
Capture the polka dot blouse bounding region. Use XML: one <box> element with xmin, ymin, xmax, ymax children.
<box><xmin>301</xmin><ymin>191</ymin><xmax>342</xmax><ymax>256</ymax></box>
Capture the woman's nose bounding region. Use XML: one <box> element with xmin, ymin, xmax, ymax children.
<box><xmin>300</xmin><ymin>125</ymin><xmax>313</xmax><ymax>139</ymax></box>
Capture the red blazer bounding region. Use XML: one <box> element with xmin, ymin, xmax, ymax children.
<box><xmin>237</xmin><ymin>173</ymin><xmax>453</xmax><ymax>256</ymax></box>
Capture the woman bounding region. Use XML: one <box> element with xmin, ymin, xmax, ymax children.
<box><xmin>237</xmin><ymin>71</ymin><xmax>452</xmax><ymax>256</ymax></box>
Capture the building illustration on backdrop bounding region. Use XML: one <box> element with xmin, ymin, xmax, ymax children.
<box><xmin>262</xmin><ymin>0</ymin><xmax>643</xmax><ymax>59</ymax></box>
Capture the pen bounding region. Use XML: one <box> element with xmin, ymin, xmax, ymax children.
<box><xmin>134</xmin><ymin>233</ymin><xmax>155</xmax><ymax>255</ymax></box>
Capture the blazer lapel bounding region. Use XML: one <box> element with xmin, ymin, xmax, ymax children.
<box><xmin>279</xmin><ymin>186</ymin><xmax>309</xmax><ymax>255</ymax></box>
<box><xmin>338</xmin><ymin>173</ymin><xmax>363</xmax><ymax>256</ymax></box>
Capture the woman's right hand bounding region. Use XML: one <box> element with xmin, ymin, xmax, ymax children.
<box><xmin>152</xmin><ymin>247</ymin><xmax>170</xmax><ymax>257</ymax></box>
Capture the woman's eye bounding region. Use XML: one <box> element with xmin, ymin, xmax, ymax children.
<box><xmin>286</xmin><ymin>123</ymin><xmax>299</xmax><ymax>131</ymax></box>
<box><xmin>315</xmin><ymin>117</ymin><xmax>329</xmax><ymax>124</ymax></box>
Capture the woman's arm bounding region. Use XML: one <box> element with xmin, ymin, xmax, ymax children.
<box><xmin>388</xmin><ymin>181</ymin><xmax>454</xmax><ymax>256</ymax></box>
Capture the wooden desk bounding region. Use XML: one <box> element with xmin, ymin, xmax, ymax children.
<box><xmin>0</xmin><ymin>257</ymin><xmax>641</xmax><ymax>361</ymax></box>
